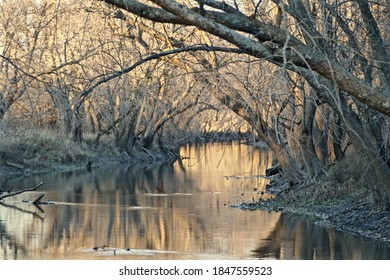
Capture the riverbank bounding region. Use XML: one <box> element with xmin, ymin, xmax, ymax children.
<box><xmin>0</xmin><ymin>128</ymin><xmax>178</xmax><ymax>177</ymax></box>
<box><xmin>5</xmin><ymin>129</ymin><xmax>389</xmax><ymax>248</ymax></box>
<box><xmin>237</xmin><ymin>174</ymin><xmax>390</xmax><ymax>246</ymax></box>
<box><xmin>0</xmin><ymin>127</ymin><xmax>256</xmax><ymax>178</ymax></box>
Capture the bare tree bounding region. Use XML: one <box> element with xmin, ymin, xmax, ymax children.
<box><xmin>100</xmin><ymin>0</ymin><xmax>390</xmax><ymax>208</ymax></box>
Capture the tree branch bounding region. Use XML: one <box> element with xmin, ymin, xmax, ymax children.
<box><xmin>0</xmin><ymin>54</ymin><xmax>44</xmax><ymax>83</ymax></box>
<box><xmin>77</xmin><ymin>44</ymin><xmax>244</xmax><ymax>107</ymax></box>
<box><xmin>355</xmin><ymin>0</ymin><xmax>390</xmax><ymax>87</ymax></box>
<box><xmin>103</xmin><ymin>0</ymin><xmax>390</xmax><ymax>117</ymax></box>
<box><xmin>101</xmin><ymin>0</ymin><xmax>188</xmax><ymax>24</ymax></box>
<box><xmin>0</xmin><ymin>182</ymin><xmax>44</xmax><ymax>201</ymax></box>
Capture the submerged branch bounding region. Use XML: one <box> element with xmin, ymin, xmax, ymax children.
<box><xmin>0</xmin><ymin>182</ymin><xmax>44</xmax><ymax>201</ymax></box>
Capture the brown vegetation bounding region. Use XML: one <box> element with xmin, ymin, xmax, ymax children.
<box><xmin>101</xmin><ymin>0</ymin><xmax>390</xmax><ymax>210</ymax></box>
<box><xmin>0</xmin><ymin>0</ymin><xmax>239</xmax><ymax>172</ymax></box>
<box><xmin>1</xmin><ymin>0</ymin><xmax>390</xmax><ymax>212</ymax></box>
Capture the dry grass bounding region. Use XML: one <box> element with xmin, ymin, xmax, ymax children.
<box><xmin>0</xmin><ymin>126</ymin><xmax>119</xmax><ymax>172</ymax></box>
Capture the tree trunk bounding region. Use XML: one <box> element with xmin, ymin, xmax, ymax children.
<box><xmin>0</xmin><ymin>106</ymin><xmax>5</xmax><ymax>121</ymax></box>
<box><xmin>298</xmin><ymin>91</ymin><xmax>326</xmax><ymax>179</ymax></box>
<box><xmin>72</xmin><ymin>107</ymin><xmax>84</xmax><ymax>142</ymax></box>
<box><xmin>266</xmin><ymin>140</ymin><xmax>304</xmax><ymax>186</ymax></box>
<box><xmin>49</xmin><ymin>88</ymin><xmax>73</xmax><ymax>134</ymax></box>
<box><xmin>116</xmin><ymin>110</ymin><xmax>138</xmax><ymax>153</ymax></box>
<box><xmin>330</xmin><ymin>115</ymin><xmax>345</xmax><ymax>161</ymax></box>
<box><xmin>139</xmin><ymin>123</ymin><xmax>156</xmax><ymax>149</ymax></box>
<box><xmin>313</xmin><ymin>106</ymin><xmax>329</xmax><ymax>166</ymax></box>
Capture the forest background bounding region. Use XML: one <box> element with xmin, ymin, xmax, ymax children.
<box><xmin>1</xmin><ymin>0</ymin><xmax>390</xmax><ymax>236</ymax></box>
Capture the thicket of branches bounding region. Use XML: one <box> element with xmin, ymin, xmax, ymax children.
<box><xmin>100</xmin><ymin>0</ymin><xmax>390</xmax><ymax>208</ymax></box>
<box><xmin>0</xmin><ymin>0</ymin><xmax>236</xmax><ymax>158</ymax></box>
<box><xmin>1</xmin><ymin>0</ymin><xmax>390</xmax><ymax>208</ymax></box>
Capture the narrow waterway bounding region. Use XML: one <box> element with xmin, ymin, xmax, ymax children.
<box><xmin>1</xmin><ymin>142</ymin><xmax>389</xmax><ymax>259</ymax></box>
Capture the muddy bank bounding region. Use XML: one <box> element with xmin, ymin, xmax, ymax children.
<box><xmin>0</xmin><ymin>127</ymin><xmax>182</xmax><ymax>179</ymax></box>
<box><xmin>0</xmin><ymin>147</ymin><xmax>178</xmax><ymax>179</ymax></box>
<box><xmin>236</xmin><ymin>175</ymin><xmax>390</xmax><ymax>246</ymax></box>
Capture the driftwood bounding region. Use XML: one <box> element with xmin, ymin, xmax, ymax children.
<box><xmin>0</xmin><ymin>182</ymin><xmax>44</xmax><ymax>201</ymax></box>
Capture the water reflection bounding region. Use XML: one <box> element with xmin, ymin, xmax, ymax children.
<box><xmin>252</xmin><ymin>213</ymin><xmax>390</xmax><ymax>260</ymax></box>
<box><xmin>1</xmin><ymin>142</ymin><xmax>390</xmax><ymax>259</ymax></box>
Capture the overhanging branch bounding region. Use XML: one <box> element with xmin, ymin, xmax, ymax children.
<box><xmin>77</xmin><ymin>44</ymin><xmax>244</xmax><ymax>106</ymax></box>
<box><xmin>101</xmin><ymin>0</ymin><xmax>188</xmax><ymax>24</ymax></box>
<box><xmin>103</xmin><ymin>0</ymin><xmax>390</xmax><ymax>117</ymax></box>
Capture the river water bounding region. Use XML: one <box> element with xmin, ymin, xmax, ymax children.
<box><xmin>1</xmin><ymin>142</ymin><xmax>389</xmax><ymax>260</ymax></box>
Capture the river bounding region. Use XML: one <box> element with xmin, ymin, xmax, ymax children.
<box><xmin>1</xmin><ymin>142</ymin><xmax>389</xmax><ymax>259</ymax></box>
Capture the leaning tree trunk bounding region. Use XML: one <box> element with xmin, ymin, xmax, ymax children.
<box><xmin>298</xmin><ymin>91</ymin><xmax>326</xmax><ymax>179</ymax></box>
<box><xmin>139</xmin><ymin>123</ymin><xmax>157</xmax><ymax>150</ymax></box>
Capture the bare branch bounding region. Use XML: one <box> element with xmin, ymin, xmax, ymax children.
<box><xmin>103</xmin><ymin>0</ymin><xmax>390</xmax><ymax>116</ymax></box>
<box><xmin>355</xmin><ymin>0</ymin><xmax>390</xmax><ymax>87</ymax></box>
<box><xmin>0</xmin><ymin>182</ymin><xmax>44</xmax><ymax>201</ymax></box>
<box><xmin>77</xmin><ymin>44</ymin><xmax>244</xmax><ymax>106</ymax></box>
<box><xmin>0</xmin><ymin>54</ymin><xmax>44</xmax><ymax>83</ymax></box>
<box><xmin>101</xmin><ymin>0</ymin><xmax>188</xmax><ymax>24</ymax></box>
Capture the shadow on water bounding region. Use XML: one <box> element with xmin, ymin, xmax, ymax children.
<box><xmin>252</xmin><ymin>213</ymin><xmax>390</xmax><ymax>260</ymax></box>
<box><xmin>1</xmin><ymin>142</ymin><xmax>390</xmax><ymax>259</ymax></box>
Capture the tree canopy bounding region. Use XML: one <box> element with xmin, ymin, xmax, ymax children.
<box><xmin>101</xmin><ymin>0</ymin><xmax>390</xmax><ymax>208</ymax></box>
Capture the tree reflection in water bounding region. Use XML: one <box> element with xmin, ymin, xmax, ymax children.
<box><xmin>252</xmin><ymin>213</ymin><xmax>390</xmax><ymax>260</ymax></box>
<box><xmin>1</xmin><ymin>142</ymin><xmax>389</xmax><ymax>259</ymax></box>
